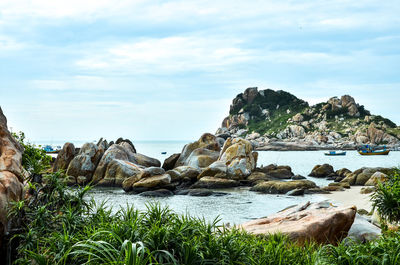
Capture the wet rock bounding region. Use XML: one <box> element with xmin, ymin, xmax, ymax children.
<box><xmin>239</xmin><ymin>201</ymin><xmax>356</xmax><ymax>245</ymax></box>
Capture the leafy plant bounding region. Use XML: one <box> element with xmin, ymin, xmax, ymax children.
<box><xmin>372</xmin><ymin>168</ymin><xmax>400</xmax><ymax>224</ymax></box>
<box><xmin>12</xmin><ymin>131</ymin><xmax>52</xmax><ymax>176</ymax></box>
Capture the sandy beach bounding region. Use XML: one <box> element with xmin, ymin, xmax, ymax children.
<box><xmin>322</xmin><ymin>186</ymin><xmax>374</xmax><ymax>212</ymax></box>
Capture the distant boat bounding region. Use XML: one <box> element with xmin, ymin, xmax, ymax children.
<box><xmin>42</xmin><ymin>145</ymin><xmax>61</xmax><ymax>154</ymax></box>
<box><xmin>358</xmin><ymin>145</ymin><xmax>390</xmax><ymax>156</ymax></box>
<box><xmin>161</xmin><ymin>152</ymin><xmax>167</xmax><ymax>155</ymax></box>
<box><xmin>325</xmin><ymin>151</ymin><xmax>346</xmax><ymax>156</ymax></box>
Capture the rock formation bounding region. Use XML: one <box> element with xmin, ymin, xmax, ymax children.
<box><xmin>0</xmin><ymin>107</ymin><xmax>24</xmax><ymax>247</ymax></box>
<box><xmin>239</xmin><ymin>201</ymin><xmax>356</xmax><ymax>245</ymax></box>
<box><xmin>217</xmin><ymin>87</ymin><xmax>400</xmax><ymax>150</ymax></box>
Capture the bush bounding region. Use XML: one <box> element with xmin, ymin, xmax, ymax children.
<box><xmin>12</xmin><ymin>131</ymin><xmax>52</xmax><ymax>176</ymax></box>
<box><xmin>372</xmin><ymin>168</ymin><xmax>400</xmax><ymax>224</ymax></box>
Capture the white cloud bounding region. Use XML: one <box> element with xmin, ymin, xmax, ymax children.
<box><xmin>76</xmin><ymin>36</ymin><xmax>253</xmax><ymax>74</ymax></box>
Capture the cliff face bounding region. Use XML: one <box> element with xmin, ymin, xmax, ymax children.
<box><xmin>217</xmin><ymin>87</ymin><xmax>400</xmax><ymax>150</ymax></box>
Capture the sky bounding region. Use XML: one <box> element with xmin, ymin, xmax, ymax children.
<box><xmin>1</xmin><ymin>0</ymin><xmax>399</xmax><ymax>142</ymax></box>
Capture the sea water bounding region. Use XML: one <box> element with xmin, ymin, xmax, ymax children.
<box><xmin>38</xmin><ymin>140</ymin><xmax>400</xmax><ymax>224</ymax></box>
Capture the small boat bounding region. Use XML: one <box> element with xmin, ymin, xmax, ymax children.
<box><xmin>325</xmin><ymin>151</ymin><xmax>346</xmax><ymax>156</ymax></box>
<box><xmin>358</xmin><ymin>149</ymin><xmax>390</xmax><ymax>155</ymax></box>
<box><xmin>161</xmin><ymin>152</ymin><xmax>167</xmax><ymax>155</ymax></box>
<box><xmin>358</xmin><ymin>145</ymin><xmax>390</xmax><ymax>156</ymax></box>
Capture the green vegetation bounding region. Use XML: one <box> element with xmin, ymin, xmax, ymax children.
<box><xmin>372</xmin><ymin>168</ymin><xmax>400</xmax><ymax>224</ymax></box>
<box><xmin>372</xmin><ymin>115</ymin><xmax>397</xmax><ymax>128</ymax></box>
<box><xmin>12</xmin><ymin>131</ymin><xmax>51</xmax><ymax>176</ymax></box>
<box><xmin>7</xmin><ymin>171</ymin><xmax>400</xmax><ymax>264</ymax></box>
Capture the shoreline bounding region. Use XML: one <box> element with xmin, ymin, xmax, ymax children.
<box><xmin>321</xmin><ymin>186</ymin><xmax>373</xmax><ymax>212</ymax></box>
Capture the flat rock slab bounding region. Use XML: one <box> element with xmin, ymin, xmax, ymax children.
<box><xmin>239</xmin><ymin>201</ymin><xmax>356</xmax><ymax>245</ymax></box>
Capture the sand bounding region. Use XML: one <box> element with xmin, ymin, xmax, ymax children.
<box><xmin>322</xmin><ymin>186</ymin><xmax>374</xmax><ymax>212</ymax></box>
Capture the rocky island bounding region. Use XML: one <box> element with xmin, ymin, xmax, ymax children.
<box><xmin>216</xmin><ymin>87</ymin><xmax>400</xmax><ymax>150</ymax></box>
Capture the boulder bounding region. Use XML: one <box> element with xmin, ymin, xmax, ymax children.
<box><xmin>191</xmin><ymin>177</ymin><xmax>239</xmax><ymax>189</ymax></box>
<box><xmin>115</xmin><ymin>137</ymin><xmax>136</xmax><ymax>153</ymax></box>
<box><xmin>132</xmin><ymin>174</ymin><xmax>171</xmax><ymax>189</ymax></box>
<box><xmin>260</xmin><ymin>164</ymin><xmax>293</xmax><ymax>179</ymax></box>
<box><xmin>197</xmin><ymin>161</ymin><xmax>229</xmax><ymax>179</ymax></box>
<box><xmin>98</xmin><ymin>160</ymin><xmax>142</xmax><ymax>187</ymax></box>
<box><xmin>132</xmin><ymin>153</ymin><xmax>161</xmax><ymax>168</ymax></box>
<box><xmin>53</xmin><ymin>142</ymin><xmax>76</xmax><ymax>172</ymax></box>
<box><xmin>218</xmin><ymin>138</ymin><xmax>257</xmax><ymax>179</ymax></box>
<box><xmin>66</xmin><ymin>142</ymin><xmax>104</xmax><ymax>183</ymax></box>
<box><xmin>291</xmin><ymin>175</ymin><xmax>306</xmax><ymax>180</ymax></box>
<box><xmin>0</xmin><ymin>108</ymin><xmax>24</xmax><ymax>247</ymax></box>
<box><xmin>347</xmin><ymin>214</ymin><xmax>381</xmax><ymax>242</ymax></box>
<box><xmin>162</xmin><ymin>153</ymin><xmax>180</xmax><ymax>171</ymax></box>
<box><xmin>250</xmin><ymin>180</ymin><xmax>316</xmax><ymax>194</ymax></box>
<box><xmin>286</xmin><ymin>188</ymin><xmax>305</xmax><ymax>196</ymax></box>
<box><xmin>247</xmin><ymin>172</ymin><xmax>270</xmax><ymax>183</ymax></box>
<box><xmin>176</xmin><ymin>188</ymin><xmax>228</xmax><ymax>197</ymax></box>
<box><xmin>185</xmin><ymin>148</ymin><xmax>220</xmax><ymax>168</ymax></box>
<box><xmin>239</xmin><ymin>201</ymin><xmax>356</xmax><ymax>245</ymax></box>
<box><xmin>92</xmin><ymin>143</ymin><xmax>137</xmax><ymax>184</ymax></box>
<box><xmin>173</xmin><ymin>166</ymin><xmax>201</xmax><ymax>181</ymax></box>
<box><xmin>0</xmin><ymin>114</ymin><xmax>24</xmax><ymax>179</ymax></box>
<box><xmin>174</xmin><ymin>133</ymin><xmax>221</xmax><ymax>168</ymax></box>
<box><xmin>309</xmin><ymin>164</ymin><xmax>334</xmax><ymax>178</ymax></box>
<box><xmin>364</xmin><ymin>171</ymin><xmax>388</xmax><ymax>186</ymax></box>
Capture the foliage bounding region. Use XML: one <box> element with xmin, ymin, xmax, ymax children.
<box><xmin>372</xmin><ymin>115</ymin><xmax>397</xmax><ymax>128</ymax></box>
<box><xmin>8</xmin><ymin>171</ymin><xmax>400</xmax><ymax>264</ymax></box>
<box><xmin>372</xmin><ymin>168</ymin><xmax>400</xmax><ymax>224</ymax></box>
<box><xmin>12</xmin><ymin>131</ymin><xmax>52</xmax><ymax>175</ymax></box>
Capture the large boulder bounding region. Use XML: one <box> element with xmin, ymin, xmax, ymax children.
<box><xmin>365</xmin><ymin>171</ymin><xmax>388</xmax><ymax>186</ymax></box>
<box><xmin>218</xmin><ymin>138</ymin><xmax>257</xmax><ymax>179</ymax></box>
<box><xmin>92</xmin><ymin>143</ymin><xmax>137</xmax><ymax>184</ymax></box>
<box><xmin>239</xmin><ymin>201</ymin><xmax>356</xmax><ymax>245</ymax></box>
<box><xmin>250</xmin><ymin>180</ymin><xmax>316</xmax><ymax>194</ymax></box>
<box><xmin>122</xmin><ymin>166</ymin><xmax>173</xmax><ymax>192</ymax></box>
<box><xmin>162</xmin><ymin>153</ymin><xmax>180</xmax><ymax>171</ymax></box>
<box><xmin>174</xmin><ymin>133</ymin><xmax>221</xmax><ymax>168</ymax></box>
<box><xmin>191</xmin><ymin>176</ymin><xmax>239</xmax><ymax>189</ymax></box>
<box><xmin>66</xmin><ymin>142</ymin><xmax>104</xmax><ymax>184</ymax></box>
<box><xmin>341</xmin><ymin>167</ymin><xmax>392</xmax><ymax>186</ymax></box>
<box><xmin>309</xmin><ymin>164</ymin><xmax>334</xmax><ymax>178</ymax></box>
<box><xmin>132</xmin><ymin>153</ymin><xmax>161</xmax><ymax>168</ymax></box>
<box><xmin>132</xmin><ymin>174</ymin><xmax>171</xmax><ymax>189</ymax></box>
<box><xmin>53</xmin><ymin>142</ymin><xmax>76</xmax><ymax>172</ymax></box>
<box><xmin>259</xmin><ymin>164</ymin><xmax>294</xmax><ymax>179</ymax></box>
<box><xmin>98</xmin><ymin>160</ymin><xmax>143</xmax><ymax>187</ymax></box>
<box><xmin>0</xmin><ymin>108</ymin><xmax>24</xmax><ymax>248</ymax></box>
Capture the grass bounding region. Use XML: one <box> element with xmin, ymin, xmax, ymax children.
<box><xmin>6</xmin><ymin>171</ymin><xmax>400</xmax><ymax>265</ymax></box>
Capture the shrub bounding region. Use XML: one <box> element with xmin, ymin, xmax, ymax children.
<box><xmin>372</xmin><ymin>168</ymin><xmax>400</xmax><ymax>224</ymax></box>
<box><xmin>12</xmin><ymin>131</ymin><xmax>51</xmax><ymax>176</ymax></box>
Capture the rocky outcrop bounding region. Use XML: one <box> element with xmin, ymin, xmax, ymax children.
<box><xmin>218</xmin><ymin>138</ymin><xmax>257</xmax><ymax>179</ymax></box>
<box><xmin>239</xmin><ymin>201</ymin><xmax>356</xmax><ymax>245</ymax></box>
<box><xmin>341</xmin><ymin>167</ymin><xmax>392</xmax><ymax>186</ymax></box>
<box><xmin>250</xmin><ymin>180</ymin><xmax>316</xmax><ymax>194</ymax></box>
<box><xmin>92</xmin><ymin>143</ymin><xmax>137</xmax><ymax>185</ymax></box>
<box><xmin>365</xmin><ymin>171</ymin><xmax>388</xmax><ymax>186</ymax></box>
<box><xmin>309</xmin><ymin>164</ymin><xmax>334</xmax><ymax>178</ymax></box>
<box><xmin>217</xmin><ymin>88</ymin><xmax>400</xmax><ymax>150</ymax></box>
<box><xmin>132</xmin><ymin>153</ymin><xmax>161</xmax><ymax>168</ymax></box>
<box><xmin>162</xmin><ymin>153</ymin><xmax>180</xmax><ymax>171</ymax></box>
<box><xmin>53</xmin><ymin>142</ymin><xmax>76</xmax><ymax>172</ymax></box>
<box><xmin>258</xmin><ymin>164</ymin><xmax>294</xmax><ymax>179</ymax></box>
<box><xmin>66</xmin><ymin>143</ymin><xmax>104</xmax><ymax>184</ymax></box>
<box><xmin>122</xmin><ymin>166</ymin><xmax>172</xmax><ymax>193</ymax></box>
<box><xmin>0</xmin><ymin>107</ymin><xmax>24</xmax><ymax>247</ymax></box>
<box><xmin>191</xmin><ymin>177</ymin><xmax>239</xmax><ymax>189</ymax></box>
<box><xmin>174</xmin><ymin>133</ymin><xmax>221</xmax><ymax>169</ymax></box>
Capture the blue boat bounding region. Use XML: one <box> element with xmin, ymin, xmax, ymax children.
<box><xmin>324</xmin><ymin>151</ymin><xmax>346</xmax><ymax>156</ymax></box>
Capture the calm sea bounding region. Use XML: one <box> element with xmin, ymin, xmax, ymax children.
<box><xmin>37</xmin><ymin>140</ymin><xmax>400</xmax><ymax>224</ymax></box>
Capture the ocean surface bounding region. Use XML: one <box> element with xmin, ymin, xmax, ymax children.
<box><xmin>38</xmin><ymin>140</ymin><xmax>400</xmax><ymax>224</ymax></box>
